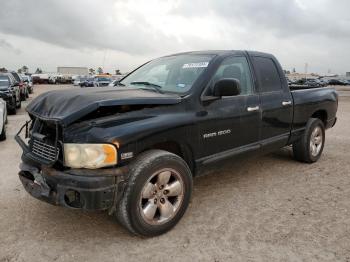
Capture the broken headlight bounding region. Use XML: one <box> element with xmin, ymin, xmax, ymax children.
<box><xmin>64</xmin><ymin>144</ymin><xmax>117</xmax><ymax>169</ymax></box>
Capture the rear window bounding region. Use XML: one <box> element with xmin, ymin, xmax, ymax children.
<box><xmin>97</xmin><ymin>77</ymin><xmax>111</xmax><ymax>82</ymax></box>
<box><xmin>0</xmin><ymin>76</ymin><xmax>9</xmax><ymax>86</ymax></box>
<box><xmin>253</xmin><ymin>57</ymin><xmax>282</xmax><ymax>92</ymax></box>
<box><xmin>11</xmin><ymin>72</ymin><xmax>21</xmax><ymax>82</ymax></box>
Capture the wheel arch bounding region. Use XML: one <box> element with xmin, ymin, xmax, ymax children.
<box><xmin>311</xmin><ymin>110</ymin><xmax>328</xmax><ymax>126</ymax></box>
<box><xmin>145</xmin><ymin>140</ymin><xmax>195</xmax><ymax>175</ymax></box>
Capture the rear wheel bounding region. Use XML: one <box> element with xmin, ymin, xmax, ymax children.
<box><xmin>293</xmin><ymin>118</ymin><xmax>325</xmax><ymax>163</ymax></box>
<box><xmin>16</xmin><ymin>96</ymin><xmax>21</xmax><ymax>109</ymax></box>
<box><xmin>115</xmin><ymin>150</ymin><xmax>193</xmax><ymax>237</ymax></box>
<box><xmin>20</xmin><ymin>90</ymin><xmax>26</xmax><ymax>101</ymax></box>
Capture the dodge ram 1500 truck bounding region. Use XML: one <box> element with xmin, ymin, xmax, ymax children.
<box><xmin>16</xmin><ymin>51</ymin><xmax>338</xmax><ymax>236</ymax></box>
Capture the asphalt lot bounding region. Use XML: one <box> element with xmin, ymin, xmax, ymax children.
<box><xmin>1</xmin><ymin>85</ymin><xmax>350</xmax><ymax>262</ymax></box>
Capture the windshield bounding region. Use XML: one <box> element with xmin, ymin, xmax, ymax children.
<box><xmin>0</xmin><ymin>76</ymin><xmax>9</xmax><ymax>86</ymax></box>
<box><xmin>120</xmin><ymin>54</ymin><xmax>214</xmax><ymax>94</ymax></box>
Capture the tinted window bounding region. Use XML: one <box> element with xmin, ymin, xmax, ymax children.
<box><xmin>212</xmin><ymin>56</ymin><xmax>253</xmax><ymax>95</ymax></box>
<box><xmin>253</xmin><ymin>57</ymin><xmax>282</xmax><ymax>92</ymax></box>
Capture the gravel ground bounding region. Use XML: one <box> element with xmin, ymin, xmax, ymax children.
<box><xmin>0</xmin><ymin>85</ymin><xmax>350</xmax><ymax>262</ymax></box>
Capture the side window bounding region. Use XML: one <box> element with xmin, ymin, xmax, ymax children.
<box><xmin>211</xmin><ymin>56</ymin><xmax>253</xmax><ymax>96</ymax></box>
<box><xmin>253</xmin><ymin>57</ymin><xmax>282</xmax><ymax>92</ymax></box>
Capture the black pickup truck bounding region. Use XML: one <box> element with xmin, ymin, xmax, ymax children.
<box><xmin>16</xmin><ymin>51</ymin><xmax>338</xmax><ymax>236</ymax></box>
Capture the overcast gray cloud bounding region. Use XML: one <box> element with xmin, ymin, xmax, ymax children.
<box><xmin>0</xmin><ymin>0</ymin><xmax>181</xmax><ymax>54</ymax></box>
<box><xmin>0</xmin><ymin>0</ymin><xmax>349</xmax><ymax>74</ymax></box>
<box><xmin>173</xmin><ymin>0</ymin><xmax>350</xmax><ymax>39</ymax></box>
<box><xmin>0</xmin><ymin>39</ymin><xmax>21</xmax><ymax>54</ymax></box>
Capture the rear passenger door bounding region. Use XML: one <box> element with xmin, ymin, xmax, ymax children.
<box><xmin>251</xmin><ymin>56</ymin><xmax>293</xmax><ymax>150</ymax></box>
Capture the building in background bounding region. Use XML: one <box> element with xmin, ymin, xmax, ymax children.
<box><xmin>57</xmin><ymin>67</ymin><xmax>88</xmax><ymax>76</ymax></box>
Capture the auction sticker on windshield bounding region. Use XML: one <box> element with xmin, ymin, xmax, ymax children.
<box><xmin>182</xmin><ymin>62</ymin><xmax>209</xmax><ymax>69</ymax></box>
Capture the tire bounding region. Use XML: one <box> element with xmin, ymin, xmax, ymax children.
<box><xmin>115</xmin><ymin>150</ymin><xmax>193</xmax><ymax>237</ymax></box>
<box><xmin>0</xmin><ymin>123</ymin><xmax>6</xmax><ymax>141</ymax></box>
<box><xmin>25</xmin><ymin>89</ymin><xmax>29</xmax><ymax>98</ymax></box>
<box><xmin>20</xmin><ymin>91</ymin><xmax>26</xmax><ymax>101</ymax></box>
<box><xmin>8</xmin><ymin>97</ymin><xmax>17</xmax><ymax>114</ymax></box>
<box><xmin>16</xmin><ymin>97</ymin><xmax>21</xmax><ymax>109</ymax></box>
<box><xmin>293</xmin><ymin>118</ymin><xmax>325</xmax><ymax>163</ymax></box>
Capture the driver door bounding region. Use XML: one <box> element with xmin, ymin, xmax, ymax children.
<box><xmin>197</xmin><ymin>56</ymin><xmax>261</xmax><ymax>160</ymax></box>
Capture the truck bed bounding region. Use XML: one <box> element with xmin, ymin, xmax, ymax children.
<box><xmin>290</xmin><ymin>87</ymin><xmax>338</xmax><ymax>133</ymax></box>
<box><xmin>289</xmin><ymin>84</ymin><xmax>322</xmax><ymax>90</ymax></box>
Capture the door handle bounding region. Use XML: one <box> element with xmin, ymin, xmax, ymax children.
<box><xmin>247</xmin><ymin>106</ymin><xmax>260</xmax><ymax>112</ymax></box>
<box><xmin>282</xmin><ymin>101</ymin><xmax>292</xmax><ymax>106</ymax></box>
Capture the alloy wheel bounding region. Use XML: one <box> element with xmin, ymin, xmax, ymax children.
<box><xmin>139</xmin><ymin>168</ymin><xmax>184</xmax><ymax>225</ymax></box>
<box><xmin>310</xmin><ymin>126</ymin><xmax>323</xmax><ymax>157</ymax></box>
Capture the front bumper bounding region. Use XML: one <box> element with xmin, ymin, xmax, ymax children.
<box><xmin>0</xmin><ymin>92</ymin><xmax>14</xmax><ymax>107</ymax></box>
<box><xmin>19</xmin><ymin>162</ymin><xmax>128</xmax><ymax>213</ymax></box>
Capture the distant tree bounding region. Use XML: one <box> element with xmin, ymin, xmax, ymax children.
<box><xmin>89</xmin><ymin>68</ymin><xmax>95</xmax><ymax>75</ymax></box>
<box><xmin>115</xmin><ymin>69</ymin><xmax>121</xmax><ymax>75</ymax></box>
<box><xmin>35</xmin><ymin>68</ymin><xmax>43</xmax><ymax>74</ymax></box>
<box><xmin>0</xmin><ymin>67</ymin><xmax>8</xmax><ymax>73</ymax></box>
<box><xmin>17</xmin><ymin>68</ymin><xmax>22</xmax><ymax>74</ymax></box>
<box><xmin>21</xmin><ymin>65</ymin><xmax>29</xmax><ymax>73</ymax></box>
<box><xmin>97</xmin><ymin>67</ymin><xmax>103</xmax><ymax>74</ymax></box>
<box><xmin>292</xmin><ymin>68</ymin><xmax>296</xmax><ymax>73</ymax></box>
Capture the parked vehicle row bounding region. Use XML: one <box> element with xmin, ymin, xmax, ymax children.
<box><xmin>0</xmin><ymin>73</ymin><xmax>33</xmax><ymax>142</ymax></box>
<box><xmin>0</xmin><ymin>73</ymin><xmax>22</xmax><ymax>114</ymax></box>
<box><xmin>79</xmin><ymin>75</ymin><xmax>113</xmax><ymax>87</ymax></box>
<box><xmin>327</xmin><ymin>79</ymin><xmax>350</xmax><ymax>86</ymax></box>
<box><xmin>0</xmin><ymin>97</ymin><xmax>7</xmax><ymax>141</ymax></box>
<box><xmin>288</xmin><ymin>77</ymin><xmax>350</xmax><ymax>88</ymax></box>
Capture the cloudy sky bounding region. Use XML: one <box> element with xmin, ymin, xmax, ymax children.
<box><xmin>0</xmin><ymin>0</ymin><xmax>349</xmax><ymax>74</ymax></box>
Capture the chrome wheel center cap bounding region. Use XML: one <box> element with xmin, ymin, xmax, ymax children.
<box><xmin>156</xmin><ymin>191</ymin><xmax>163</xmax><ymax>198</ymax></box>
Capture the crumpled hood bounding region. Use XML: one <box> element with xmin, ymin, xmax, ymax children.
<box><xmin>26</xmin><ymin>87</ymin><xmax>181</xmax><ymax>126</ymax></box>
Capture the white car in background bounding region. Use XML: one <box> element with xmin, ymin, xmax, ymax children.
<box><xmin>21</xmin><ymin>75</ymin><xmax>34</xmax><ymax>94</ymax></box>
<box><xmin>74</xmin><ymin>76</ymin><xmax>88</xmax><ymax>86</ymax></box>
<box><xmin>0</xmin><ymin>98</ymin><xmax>7</xmax><ymax>141</ymax></box>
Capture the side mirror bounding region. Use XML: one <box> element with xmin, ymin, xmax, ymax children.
<box><xmin>213</xmin><ymin>78</ymin><xmax>241</xmax><ymax>97</ymax></box>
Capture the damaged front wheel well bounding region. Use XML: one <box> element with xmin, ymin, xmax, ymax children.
<box><xmin>146</xmin><ymin>141</ymin><xmax>195</xmax><ymax>175</ymax></box>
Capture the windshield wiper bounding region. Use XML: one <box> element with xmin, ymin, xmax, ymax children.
<box><xmin>130</xmin><ymin>81</ymin><xmax>163</xmax><ymax>94</ymax></box>
<box><xmin>116</xmin><ymin>82</ymin><xmax>125</xmax><ymax>86</ymax></box>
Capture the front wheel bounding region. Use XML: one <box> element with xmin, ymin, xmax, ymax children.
<box><xmin>293</xmin><ymin>118</ymin><xmax>325</xmax><ymax>163</ymax></box>
<box><xmin>0</xmin><ymin>122</ymin><xmax>6</xmax><ymax>141</ymax></box>
<box><xmin>116</xmin><ymin>150</ymin><xmax>193</xmax><ymax>237</ymax></box>
<box><xmin>8</xmin><ymin>97</ymin><xmax>17</xmax><ymax>114</ymax></box>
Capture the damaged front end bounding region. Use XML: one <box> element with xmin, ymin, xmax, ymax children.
<box><xmin>15</xmin><ymin>118</ymin><xmax>128</xmax><ymax>213</ymax></box>
<box><xmin>15</xmin><ymin>87</ymin><xmax>182</xmax><ymax>212</ymax></box>
<box><xmin>15</xmin><ymin>118</ymin><xmax>61</xmax><ymax>167</ymax></box>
